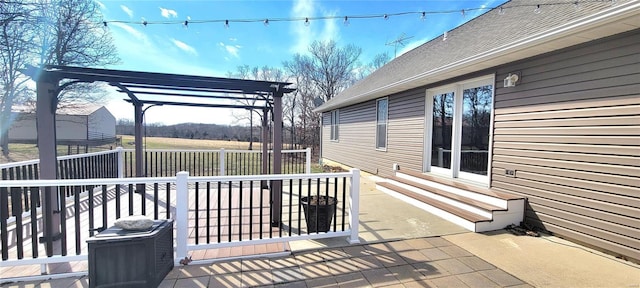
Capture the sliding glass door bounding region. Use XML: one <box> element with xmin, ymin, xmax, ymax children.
<box><xmin>424</xmin><ymin>76</ymin><xmax>494</xmax><ymax>184</ymax></box>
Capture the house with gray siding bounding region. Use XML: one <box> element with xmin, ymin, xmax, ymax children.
<box><xmin>315</xmin><ymin>0</ymin><xmax>639</xmax><ymax>262</ymax></box>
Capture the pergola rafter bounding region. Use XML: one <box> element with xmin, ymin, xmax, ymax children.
<box><xmin>22</xmin><ymin>65</ymin><xmax>295</xmax><ymax>256</ymax></box>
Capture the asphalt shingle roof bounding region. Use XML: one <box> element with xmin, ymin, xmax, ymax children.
<box><xmin>316</xmin><ymin>0</ymin><xmax>627</xmax><ymax>112</ymax></box>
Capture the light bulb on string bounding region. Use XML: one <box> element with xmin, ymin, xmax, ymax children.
<box><xmin>304</xmin><ymin>17</ymin><xmax>310</xmax><ymax>27</ymax></box>
<box><xmin>263</xmin><ymin>19</ymin><xmax>269</xmax><ymax>26</ymax></box>
<box><xmin>383</xmin><ymin>14</ymin><xmax>389</xmax><ymax>20</ymax></box>
<box><xmin>461</xmin><ymin>9</ymin><xmax>466</xmax><ymax>17</ymax></box>
<box><xmin>498</xmin><ymin>7</ymin><xmax>505</xmax><ymax>15</ymax></box>
<box><xmin>443</xmin><ymin>31</ymin><xmax>448</xmax><ymax>41</ymax></box>
<box><xmin>421</xmin><ymin>11</ymin><xmax>426</xmax><ymax>21</ymax></box>
<box><xmin>534</xmin><ymin>5</ymin><xmax>541</xmax><ymax>14</ymax></box>
<box><xmin>343</xmin><ymin>16</ymin><xmax>349</xmax><ymax>26</ymax></box>
<box><xmin>573</xmin><ymin>1</ymin><xmax>581</xmax><ymax>11</ymax></box>
<box><xmin>224</xmin><ymin>20</ymin><xmax>229</xmax><ymax>28</ymax></box>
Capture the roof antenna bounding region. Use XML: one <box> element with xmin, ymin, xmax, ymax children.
<box><xmin>385</xmin><ymin>33</ymin><xmax>414</xmax><ymax>58</ymax></box>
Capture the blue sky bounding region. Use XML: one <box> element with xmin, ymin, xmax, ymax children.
<box><xmin>99</xmin><ymin>0</ymin><xmax>507</xmax><ymax>125</ymax></box>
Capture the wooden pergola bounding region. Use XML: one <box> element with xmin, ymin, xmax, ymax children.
<box><xmin>24</xmin><ymin>65</ymin><xmax>295</xmax><ymax>254</ymax></box>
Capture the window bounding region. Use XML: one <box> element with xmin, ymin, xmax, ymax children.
<box><xmin>376</xmin><ymin>98</ymin><xmax>388</xmax><ymax>149</ymax></box>
<box><xmin>425</xmin><ymin>76</ymin><xmax>494</xmax><ymax>183</ymax></box>
<box><xmin>330</xmin><ymin>109</ymin><xmax>339</xmax><ymax>141</ymax></box>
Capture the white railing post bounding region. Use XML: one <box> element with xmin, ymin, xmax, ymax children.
<box><xmin>175</xmin><ymin>171</ymin><xmax>189</xmax><ymax>265</ymax></box>
<box><xmin>219</xmin><ymin>149</ymin><xmax>225</xmax><ymax>176</ymax></box>
<box><xmin>305</xmin><ymin>148</ymin><xmax>311</xmax><ymax>174</ymax></box>
<box><xmin>116</xmin><ymin>147</ymin><xmax>124</xmax><ymax>178</ymax></box>
<box><xmin>348</xmin><ymin>168</ymin><xmax>360</xmax><ymax>244</ymax></box>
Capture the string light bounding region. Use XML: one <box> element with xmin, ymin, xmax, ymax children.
<box><xmin>183</xmin><ymin>20</ymin><xmax>188</xmax><ymax>28</ymax></box>
<box><xmin>443</xmin><ymin>31</ymin><xmax>448</xmax><ymax>41</ymax></box>
<box><xmin>100</xmin><ymin>1</ymin><xmax>606</xmax><ymax>28</ymax></box>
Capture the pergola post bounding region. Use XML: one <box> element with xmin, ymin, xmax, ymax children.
<box><xmin>271</xmin><ymin>89</ymin><xmax>284</xmax><ymax>227</ymax></box>
<box><xmin>133</xmin><ymin>102</ymin><xmax>145</xmax><ymax>193</ymax></box>
<box><xmin>36</xmin><ymin>72</ymin><xmax>61</xmax><ymax>255</ymax></box>
<box><xmin>261</xmin><ymin>107</ymin><xmax>269</xmax><ymax>189</ymax></box>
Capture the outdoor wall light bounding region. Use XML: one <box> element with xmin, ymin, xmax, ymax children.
<box><xmin>504</xmin><ymin>73</ymin><xmax>520</xmax><ymax>87</ymax></box>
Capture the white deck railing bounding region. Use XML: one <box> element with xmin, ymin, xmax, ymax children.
<box><xmin>0</xmin><ymin>169</ymin><xmax>360</xmax><ymax>282</ymax></box>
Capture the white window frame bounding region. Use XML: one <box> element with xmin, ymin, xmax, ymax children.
<box><xmin>330</xmin><ymin>109</ymin><xmax>339</xmax><ymax>141</ymax></box>
<box><xmin>423</xmin><ymin>75</ymin><xmax>495</xmax><ymax>185</ymax></box>
<box><xmin>376</xmin><ymin>97</ymin><xmax>389</xmax><ymax>151</ymax></box>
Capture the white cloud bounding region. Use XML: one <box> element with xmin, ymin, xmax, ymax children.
<box><xmin>171</xmin><ymin>39</ymin><xmax>198</xmax><ymax>56</ymax></box>
<box><xmin>225</xmin><ymin>46</ymin><xmax>239</xmax><ymax>58</ymax></box>
<box><xmin>218</xmin><ymin>42</ymin><xmax>240</xmax><ymax>58</ymax></box>
<box><xmin>120</xmin><ymin>5</ymin><xmax>133</xmax><ymax>18</ymax></box>
<box><xmin>289</xmin><ymin>0</ymin><xmax>340</xmax><ymax>54</ymax></box>
<box><xmin>160</xmin><ymin>7</ymin><xmax>178</xmax><ymax>18</ymax></box>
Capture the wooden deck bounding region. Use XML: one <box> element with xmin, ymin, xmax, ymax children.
<box><xmin>0</xmin><ymin>183</ymin><xmax>291</xmax><ymax>280</ymax></box>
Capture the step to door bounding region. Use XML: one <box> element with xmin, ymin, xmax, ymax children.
<box><xmin>377</xmin><ymin>170</ymin><xmax>525</xmax><ymax>233</ymax></box>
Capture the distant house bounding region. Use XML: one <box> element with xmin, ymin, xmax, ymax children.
<box><xmin>316</xmin><ymin>1</ymin><xmax>639</xmax><ymax>262</ymax></box>
<box><xmin>9</xmin><ymin>105</ymin><xmax>116</xmax><ymax>146</ymax></box>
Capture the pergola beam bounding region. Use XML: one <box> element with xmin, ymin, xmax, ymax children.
<box><xmin>122</xmin><ymin>99</ymin><xmax>269</xmax><ymax>110</ymax></box>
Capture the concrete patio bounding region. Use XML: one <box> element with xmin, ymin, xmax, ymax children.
<box><xmin>1</xmin><ymin>172</ymin><xmax>638</xmax><ymax>287</ymax></box>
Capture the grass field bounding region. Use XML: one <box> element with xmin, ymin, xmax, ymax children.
<box><xmin>1</xmin><ymin>136</ymin><xmax>264</xmax><ymax>164</ymax></box>
<box><xmin>118</xmin><ymin>135</ymin><xmax>260</xmax><ymax>150</ymax></box>
<box><xmin>1</xmin><ymin>136</ymin><xmax>327</xmax><ymax>172</ymax></box>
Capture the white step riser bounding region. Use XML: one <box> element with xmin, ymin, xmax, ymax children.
<box><xmin>475</xmin><ymin>207</ymin><xmax>524</xmax><ymax>232</ymax></box>
<box><xmin>378</xmin><ymin>185</ymin><xmax>478</xmax><ymax>232</ymax></box>
<box><xmin>388</xmin><ymin>180</ymin><xmax>493</xmax><ymax>219</ymax></box>
<box><xmin>396</xmin><ymin>172</ymin><xmax>508</xmax><ymax>209</ymax></box>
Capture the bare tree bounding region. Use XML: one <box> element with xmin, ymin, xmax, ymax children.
<box><xmin>34</xmin><ymin>0</ymin><xmax>119</xmax><ymax>107</ymax></box>
<box><xmin>228</xmin><ymin>65</ymin><xmax>284</xmax><ymax>150</ymax></box>
<box><xmin>0</xmin><ymin>0</ymin><xmax>119</xmax><ymax>157</ymax></box>
<box><xmin>0</xmin><ymin>0</ymin><xmax>35</xmax><ymax>156</ymax></box>
<box><xmin>300</xmin><ymin>40</ymin><xmax>362</xmax><ymax>102</ymax></box>
<box><xmin>282</xmin><ymin>41</ymin><xmax>362</xmax><ymax>152</ymax></box>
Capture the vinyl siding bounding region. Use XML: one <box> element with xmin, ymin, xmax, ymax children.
<box><xmin>320</xmin><ymin>28</ymin><xmax>640</xmax><ymax>261</ymax></box>
<box><xmin>322</xmin><ymin>88</ymin><xmax>425</xmax><ymax>177</ymax></box>
<box><xmin>491</xmin><ymin>29</ymin><xmax>640</xmax><ymax>261</ymax></box>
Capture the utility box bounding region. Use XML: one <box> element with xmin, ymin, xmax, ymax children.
<box><xmin>87</xmin><ymin>219</ymin><xmax>174</xmax><ymax>288</ymax></box>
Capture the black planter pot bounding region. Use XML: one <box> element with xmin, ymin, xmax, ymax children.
<box><xmin>300</xmin><ymin>196</ymin><xmax>337</xmax><ymax>233</ymax></box>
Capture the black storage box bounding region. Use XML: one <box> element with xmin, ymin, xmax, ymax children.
<box><xmin>87</xmin><ymin>219</ymin><xmax>174</xmax><ymax>288</ymax></box>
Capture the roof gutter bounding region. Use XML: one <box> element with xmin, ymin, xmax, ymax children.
<box><xmin>315</xmin><ymin>1</ymin><xmax>640</xmax><ymax>113</ymax></box>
